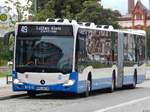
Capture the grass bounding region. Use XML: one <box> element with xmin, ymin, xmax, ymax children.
<box><xmin>147</xmin><ymin>64</ymin><xmax>150</xmax><ymax>67</ymax></box>
<box><xmin>0</xmin><ymin>70</ymin><xmax>11</xmax><ymax>78</ymax></box>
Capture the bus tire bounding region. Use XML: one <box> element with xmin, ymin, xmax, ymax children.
<box><xmin>85</xmin><ymin>80</ymin><xmax>91</xmax><ymax>97</ymax></box>
<box><xmin>27</xmin><ymin>91</ymin><xmax>36</xmax><ymax>98</ymax></box>
<box><xmin>109</xmin><ymin>72</ymin><xmax>115</xmax><ymax>93</ymax></box>
<box><xmin>131</xmin><ymin>70</ymin><xmax>137</xmax><ymax>89</ymax></box>
<box><xmin>84</xmin><ymin>73</ymin><xmax>92</xmax><ymax>97</ymax></box>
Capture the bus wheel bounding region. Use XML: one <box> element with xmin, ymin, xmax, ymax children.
<box><xmin>109</xmin><ymin>76</ymin><xmax>115</xmax><ymax>93</ymax></box>
<box><xmin>131</xmin><ymin>72</ymin><xmax>137</xmax><ymax>89</ymax></box>
<box><xmin>85</xmin><ymin>80</ymin><xmax>91</xmax><ymax>97</ymax></box>
<box><xmin>109</xmin><ymin>71</ymin><xmax>116</xmax><ymax>93</ymax></box>
<box><xmin>27</xmin><ymin>91</ymin><xmax>36</xmax><ymax>98</ymax></box>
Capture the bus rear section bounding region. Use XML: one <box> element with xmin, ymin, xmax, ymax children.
<box><xmin>75</xmin><ymin>28</ymin><xmax>146</xmax><ymax>94</ymax></box>
<box><xmin>12</xmin><ymin>23</ymin><xmax>79</xmax><ymax>95</ymax></box>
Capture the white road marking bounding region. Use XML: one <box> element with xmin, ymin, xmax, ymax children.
<box><xmin>94</xmin><ymin>96</ymin><xmax>150</xmax><ymax>112</ymax></box>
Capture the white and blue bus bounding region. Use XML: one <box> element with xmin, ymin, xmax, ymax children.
<box><xmin>12</xmin><ymin>19</ymin><xmax>146</xmax><ymax>97</ymax></box>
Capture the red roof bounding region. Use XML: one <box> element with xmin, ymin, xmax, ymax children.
<box><xmin>132</xmin><ymin>0</ymin><xmax>150</xmax><ymax>16</ymax></box>
<box><xmin>118</xmin><ymin>0</ymin><xmax>150</xmax><ymax>21</ymax></box>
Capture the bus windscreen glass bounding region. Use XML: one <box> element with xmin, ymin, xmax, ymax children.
<box><xmin>15</xmin><ymin>25</ymin><xmax>74</xmax><ymax>73</ymax></box>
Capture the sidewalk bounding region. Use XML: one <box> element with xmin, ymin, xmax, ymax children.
<box><xmin>0</xmin><ymin>77</ymin><xmax>10</xmax><ymax>89</ymax></box>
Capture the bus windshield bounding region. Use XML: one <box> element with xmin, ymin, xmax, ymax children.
<box><xmin>15</xmin><ymin>36</ymin><xmax>74</xmax><ymax>73</ymax></box>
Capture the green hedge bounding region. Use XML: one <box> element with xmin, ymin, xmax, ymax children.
<box><xmin>0</xmin><ymin>70</ymin><xmax>11</xmax><ymax>78</ymax></box>
<box><xmin>0</xmin><ymin>39</ymin><xmax>13</xmax><ymax>66</ymax></box>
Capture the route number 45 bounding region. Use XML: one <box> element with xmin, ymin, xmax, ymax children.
<box><xmin>21</xmin><ymin>26</ymin><xmax>28</xmax><ymax>33</ymax></box>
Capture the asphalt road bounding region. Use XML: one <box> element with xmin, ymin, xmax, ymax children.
<box><xmin>0</xmin><ymin>80</ymin><xmax>150</xmax><ymax>112</ymax></box>
<box><xmin>0</xmin><ymin>67</ymin><xmax>150</xmax><ymax>112</ymax></box>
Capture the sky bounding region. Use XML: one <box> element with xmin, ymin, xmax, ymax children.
<box><xmin>0</xmin><ymin>0</ymin><xmax>149</xmax><ymax>15</ymax></box>
<box><xmin>0</xmin><ymin>0</ymin><xmax>5</xmax><ymax>6</ymax></box>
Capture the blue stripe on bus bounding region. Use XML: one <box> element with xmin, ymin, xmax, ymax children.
<box><xmin>13</xmin><ymin>82</ymin><xmax>78</xmax><ymax>93</ymax></box>
<box><xmin>13</xmin><ymin>72</ymin><xmax>78</xmax><ymax>93</ymax></box>
<box><xmin>77</xmin><ymin>78</ymin><xmax>112</xmax><ymax>93</ymax></box>
<box><xmin>123</xmin><ymin>74</ymin><xmax>145</xmax><ymax>85</ymax></box>
<box><xmin>12</xmin><ymin>74</ymin><xmax>145</xmax><ymax>93</ymax></box>
<box><xmin>12</xmin><ymin>78</ymin><xmax>112</xmax><ymax>93</ymax></box>
<box><xmin>12</xmin><ymin>70</ymin><xmax>17</xmax><ymax>78</ymax></box>
<box><xmin>137</xmin><ymin>75</ymin><xmax>145</xmax><ymax>84</ymax></box>
<box><xmin>77</xmin><ymin>74</ymin><xmax>145</xmax><ymax>93</ymax></box>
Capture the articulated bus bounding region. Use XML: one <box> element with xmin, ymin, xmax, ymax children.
<box><xmin>12</xmin><ymin>19</ymin><xmax>146</xmax><ymax>97</ymax></box>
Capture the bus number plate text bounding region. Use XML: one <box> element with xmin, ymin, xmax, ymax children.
<box><xmin>36</xmin><ymin>86</ymin><xmax>49</xmax><ymax>91</ymax></box>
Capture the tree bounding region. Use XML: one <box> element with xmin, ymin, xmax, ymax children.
<box><xmin>0</xmin><ymin>39</ymin><xmax>11</xmax><ymax>66</ymax></box>
<box><xmin>0</xmin><ymin>32</ymin><xmax>15</xmax><ymax>66</ymax></box>
<box><xmin>32</xmin><ymin>0</ymin><xmax>83</xmax><ymax>20</ymax></box>
<box><xmin>5</xmin><ymin>0</ymin><xmax>31</xmax><ymax>22</ymax></box>
<box><xmin>77</xmin><ymin>1</ymin><xmax>121</xmax><ymax>28</ymax></box>
<box><xmin>32</xmin><ymin>0</ymin><xmax>55</xmax><ymax>20</ymax></box>
<box><xmin>77</xmin><ymin>1</ymin><xmax>103</xmax><ymax>23</ymax></box>
<box><xmin>31</xmin><ymin>0</ymin><xmax>121</xmax><ymax>28</ymax></box>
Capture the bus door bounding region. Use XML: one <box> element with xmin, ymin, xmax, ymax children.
<box><xmin>116</xmin><ymin>32</ymin><xmax>124</xmax><ymax>88</ymax></box>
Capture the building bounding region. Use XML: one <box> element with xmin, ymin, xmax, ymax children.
<box><xmin>118</xmin><ymin>0</ymin><xmax>150</xmax><ymax>30</ymax></box>
<box><xmin>128</xmin><ymin>0</ymin><xmax>134</xmax><ymax>14</ymax></box>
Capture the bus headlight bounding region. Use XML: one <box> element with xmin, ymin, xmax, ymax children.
<box><xmin>13</xmin><ymin>79</ymin><xmax>22</xmax><ymax>84</ymax></box>
<box><xmin>63</xmin><ymin>80</ymin><xmax>75</xmax><ymax>86</ymax></box>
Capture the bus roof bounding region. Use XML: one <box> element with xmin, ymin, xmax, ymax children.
<box><xmin>17</xmin><ymin>19</ymin><xmax>146</xmax><ymax>36</ymax></box>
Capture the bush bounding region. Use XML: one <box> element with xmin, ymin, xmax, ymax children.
<box><xmin>0</xmin><ymin>40</ymin><xmax>13</xmax><ymax>66</ymax></box>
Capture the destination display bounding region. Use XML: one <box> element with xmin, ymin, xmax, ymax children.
<box><xmin>17</xmin><ymin>24</ymin><xmax>73</xmax><ymax>37</ymax></box>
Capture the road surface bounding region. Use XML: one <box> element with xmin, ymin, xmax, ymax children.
<box><xmin>0</xmin><ymin>67</ymin><xmax>150</xmax><ymax>112</ymax></box>
<box><xmin>0</xmin><ymin>80</ymin><xmax>150</xmax><ymax>112</ymax></box>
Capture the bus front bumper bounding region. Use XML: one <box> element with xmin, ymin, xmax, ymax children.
<box><xmin>12</xmin><ymin>82</ymin><xmax>78</xmax><ymax>93</ymax></box>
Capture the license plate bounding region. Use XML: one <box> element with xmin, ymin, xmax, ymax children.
<box><xmin>36</xmin><ymin>86</ymin><xmax>48</xmax><ymax>91</ymax></box>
